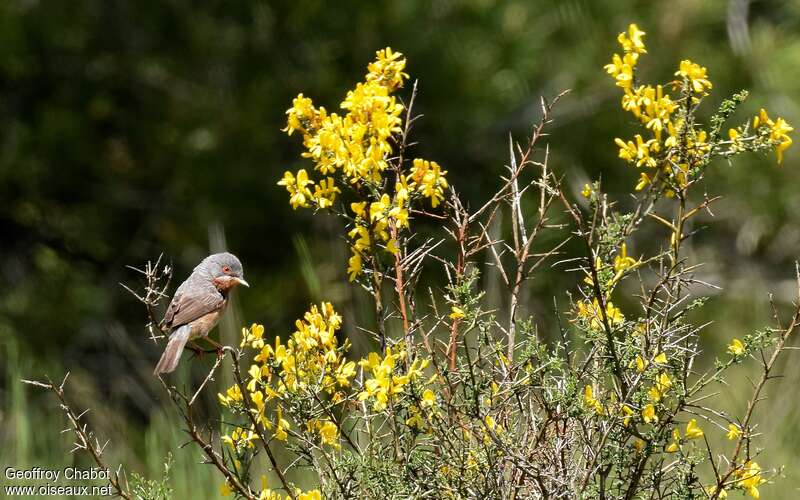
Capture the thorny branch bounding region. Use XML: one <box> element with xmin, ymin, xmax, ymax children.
<box><xmin>22</xmin><ymin>373</ymin><xmax>132</xmax><ymax>500</ymax></box>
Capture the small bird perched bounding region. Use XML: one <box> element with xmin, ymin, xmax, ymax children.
<box><xmin>154</xmin><ymin>252</ymin><xmax>249</xmax><ymax>375</ymax></box>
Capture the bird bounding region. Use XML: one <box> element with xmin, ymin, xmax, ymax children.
<box><xmin>154</xmin><ymin>252</ymin><xmax>249</xmax><ymax>375</ymax></box>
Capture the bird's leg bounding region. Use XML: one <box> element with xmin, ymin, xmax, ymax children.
<box><xmin>201</xmin><ymin>337</ymin><xmax>224</xmax><ymax>356</ymax></box>
<box><xmin>186</xmin><ymin>342</ymin><xmax>208</xmax><ymax>360</ymax></box>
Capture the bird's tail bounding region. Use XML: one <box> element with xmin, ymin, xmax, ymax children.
<box><xmin>154</xmin><ymin>325</ymin><xmax>191</xmax><ymax>375</ymax></box>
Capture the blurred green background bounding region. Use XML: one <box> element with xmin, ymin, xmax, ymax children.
<box><xmin>1</xmin><ymin>0</ymin><xmax>798</xmax><ymax>497</ymax></box>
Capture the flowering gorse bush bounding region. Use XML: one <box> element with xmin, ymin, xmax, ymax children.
<box><xmin>30</xmin><ymin>24</ymin><xmax>796</xmax><ymax>500</ymax></box>
<box><xmin>203</xmin><ymin>27</ymin><xmax>797</xmax><ymax>499</ymax></box>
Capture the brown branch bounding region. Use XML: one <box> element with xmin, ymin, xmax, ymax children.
<box><xmin>22</xmin><ymin>373</ymin><xmax>132</xmax><ymax>500</ymax></box>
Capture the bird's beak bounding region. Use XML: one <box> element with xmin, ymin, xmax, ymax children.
<box><xmin>235</xmin><ymin>277</ymin><xmax>250</xmax><ymax>288</ymax></box>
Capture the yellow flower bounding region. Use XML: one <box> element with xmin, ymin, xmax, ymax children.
<box><xmin>335</xmin><ymin>361</ymin><xmax>356</xmax><ymax>387</ymax></box>
<box><xmin>726</xmin><ymin>423</ymin><xmax>741</xmax><ymax>441</ymax></box>
<box><xmin>634</xmin><ymin>356</ymin><xmax>648</xmax><ymax>373</ymax></box>
<box><xmin>273</xmin><ymin>407</ymin><xmax>291</xmax><ymax>441</ymax></box>
<box><xmin>484</xmin><ymin>414</ymin><xmax>496</xmax><ymax>430</ymax></box>
<box><xmin>633</xmin><ymin>439</ymin><xmax>645</xmax><ymax>452</ymax></box>
<box><xmin>449</xmin><ymin>306</ymin><xmax>466</xmax><ymax>320</ymax></box>
<box><xmin>284</xmin><ymin>93</ymin><xmax>320</xmax><ymax>137</ymax></box>
<box><xmin>613</xmin><ymin>243</ymin><xmax>637</xmax><ymax>272</ymax></box>
<box><xmin>421</xmin><ymin>388</ymin><xmax>436</xmax><ymax>408</ymax></box>
<box><xmin>635</xmin><ymin>172</ymin><xmax>651</xmax><ymax>191</ymax></box>
<box><xmin>220</xmin><ymin>480</ymin><xmax>232</xmax><ymax>497</ymax></box>
<box><xmin>247</xmin><ymin>363</ymin><xmax>263</xmax><ymax>393</ymax></box>
<box><xmin>408</xmin><ymin>158</ymin><xmax>449</xmax><ymax>207</ymax></box>
<box><xmin>753</xmin><ymin>108</ymin><xmax>771</xmax><ymax>129</ymax></box>
<box><xmin>655</xmin><ymin>373</ymin><xmax>672</xmax><ymax>394</ymax></box>
<box><xmin>583</xmin><ymin>385</ymin><xmax>603</xmax><ymax>414</ymax></box>
<box><xmin>617</xmin><ymin>23</ymin><xmax>647</xmax><ymax>54</ymax></box>
<box><xmin>581</xmin><ymin>183</ymin><xmax>592</xmax><ymax>198</ymax></box>
<box><xmin>705</xmin><ymin>486</ymin><xmax>728</xmax><ymax>499</ymax></box>
<box><xmin>347</xmin><ymin>250</ymin><xmax>362</xmax><ymax>282</ymax></box>
<box><xmin>752</xmin><ymin>109</ymin><xmax>793</xmax><ymax>163</ymax></box>
<box><xmin>277</xmin><ymin>169</ymin><xmax>315</xmax><ymax>209</ymax></box>
<box><xmin>296</xmin><ymin>490</ymin><xmax>323</xmax><ymax>500</ymax></box>
<box><xmin>675</xmin><ymin>59</ymin><xmax>712</xmax><ymax>94</ymax></box>
<box><xmin>351</xmin><ymin>201</ymin><xmax>367</xmax><ymax>218</ymax></box>
<box><xmin>642</xmin><ymin>403</ymin><xmax>657</xmax><ymax>424</ymax></box>
<box><xmin>385</xmin><ymin>238</ymin><xmax>399</xmax><ymax>255</ymax></box>
<box><xmin>665</xmin><ymin>428</ymin><xmax>681</xmax><ymax>452</ymax></box>
<box><xmin>684</xmin><ymin>419</ymin><xmax>704</xmax><ymax>440</ymax></box>
<box><xmin>317</xmin><ymin>420</ymin><xmax>339</xmax><ymax>448</ymax></box>
<box><xmin>370</xmin><ymin>193</ymin><xmax>391</xmax><ymax>222</ymax></box>
<box><xmin>771</xmin><ymin>116</ymin><xmax>793</xmax><ymax>164</ymax></box>
<box><xmin>621</xmin><ymin>404</ymin><xmax>635</xmax><ymax>426</ymax></box>
<box><xmin>654</xmin><ymin>352</ymin><xmax>667</xmax><ymax>364</ymax></box>
<box><xmin>405</xmin><ymin>406</ymin><xmax>425</xmax><ymax>430</ymax></box>
<box><xmin>218</xmin><ymin>384</ymin><xmax>243</xmax><ymax>407</ymax></box>
<box><xmin>615</xmin><ymin>134</ymin><xmax>657</xmax><ymax>168</ymax></box>
<box><xmin>727</xmin><ymin>338</ymin><xmax>745</xmax><ymax>357</ymax></box>
<box><xmin>735</xmin><ymin>461</ymin><xmax>765</xmax><ymax>499</ymax></box>
<box><xmin>312</xmin><ymin>177</ymin><xmax>341</xmax><ymax>208</ymax></box>
<box><xmin>366</xmin><ymin>47</ymin><xmax>409</xmax><ymax>91</ymax></box>
<box><xmin>358</xmin><ymin>345</ymin><xmax>421</xmax><ymax>411</ymax></box>
<box><xmin>605</xmin><ymin>52</ymin><xmax>639</xmax><ymax>89</ymax></box>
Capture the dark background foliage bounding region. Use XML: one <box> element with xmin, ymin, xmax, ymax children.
<box><xmin>1</xmin><ymin>0</ymin><xmax>798</xmax><ymax>496</ymax></box>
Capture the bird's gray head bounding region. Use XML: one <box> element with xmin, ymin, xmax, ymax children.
<box><xmin>197</xmin><ymin>252</ymin><xmax>249</xmax><ymax>289</ymax></box>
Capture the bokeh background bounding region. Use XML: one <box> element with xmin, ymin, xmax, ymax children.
<box><xmin>1</xmin><ymin>0</ymin><xmax>799</xmax><ymax>497</ymax></box>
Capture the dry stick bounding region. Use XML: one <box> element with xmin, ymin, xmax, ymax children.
<box><xmin>121</xmin><ymin>254</ymin><xmax>172</xmax><ymax>339</ymax></box>
<box><xmin>189</xmin><ymin>350</ymin><xmax>226</xmax><ymax>406</ymax></box>
<box><xmin>22</xmin><ymin>374</ymin><xmax>132</xmax><ymax>500</ymax></box>
<box><xmin>392</xmin><ymin>81</ymin><xmax>419</xmax><ymax>356</ymax></box>
<box><xmin>446</xmin><ymin>194</ymin><xmax>469</xmax><ymax>370</ymax></box>
<box><xmin>504</xmin><ymin>94</ymin><xmax>566</xmax><ymax>364</ymax></box>
<box><xmin>391</xmin><ymin>222</ymin><xmax>411</xmax><ymax>351</ymax></box>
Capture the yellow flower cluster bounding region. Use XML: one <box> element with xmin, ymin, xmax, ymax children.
<box><xmin>220</xmin><ymin>304</ymin><xmax>354</xmax><ymax>447</ymax></box>
<box><xmin>665</xmin><ymin>419</ymin><xmax>704</xmax><ymax>453</ymax></box>
<box><xmin>606</xmin><ymin>24</ymin><xmax>715</xmax><ymax>193</ymax></box>
<box><xmin>734</xmin><ymin>461</ymin><xmax>765</xmax><ymax>499</ymax></box>
<box><xmin>245</xmin><ymin>304</ymin><xmax>352</xmax><ymax>398</ymax></box>
<box><xmin>607</xmin><ymin>24</ymin><xmax>793</xmax><ymax>192</ymax></box>
<box><xmin>752</xmin><ymin>108</ymin><xmax>794</xmax><ymax>163</ymax></box>
<box><xmin>221</xmin><ymin>426</ymin><xmax>257</xmax><ymax>451</ymax></box>
<box><xmin>408</xmin><ymin>158</ymin><xmax>449</xmax><ymax>208</ymax></box>
<box><xmin>575</xmin><ymin>298</ymin><xmax>624</xmax><ymax>330</ymax></box>
<box><xmin>358</xmin><ymin>345</ymin><xmax>429</xmax><ymax>411</ymax></box>
<box><xmin>727</xmin><ymin>423</ymin><xmax>742</xmax><ymax>441</ymax></box>
<box><xmin>605</xmin><ymin>24</ymin><xmax>645</xmax><ymax>90</ymax></box>
<box><xmin>675</xmin><ymin>60</ymin><xmax>712</xmax><ymax>95</ymax></box>
<box><xmin>278</xmin><ymin>48</ymin><xmax>449</xmax><ymax>282</ymax></box>
<box><xmin>306</xmin><ymin>418</ymin><xmax>340</xmax><ymax>449</ymax></box>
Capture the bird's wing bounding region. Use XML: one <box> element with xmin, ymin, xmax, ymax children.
<box><xmin>162</xmin><ymin>284</ymin><xmax>224</xmax><ymax>329</ymax></box>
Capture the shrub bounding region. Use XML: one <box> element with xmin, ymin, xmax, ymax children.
<box><xmin>30</xmin><ymin>23</ymin><xmax>795</xmax><ymax>499</ymax></box>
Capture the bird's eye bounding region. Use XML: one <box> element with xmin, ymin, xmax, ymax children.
<box><xmin>222</xmin><ymin>266</ymin><xmax>231</xmax><ymax>274</ymax></box>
